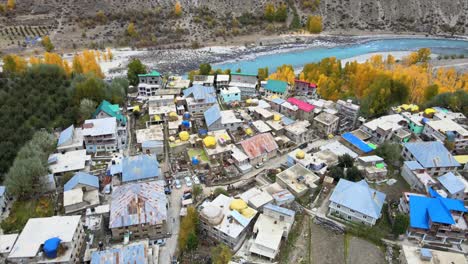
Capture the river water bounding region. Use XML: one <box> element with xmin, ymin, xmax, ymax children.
<box><xmin>213</xmin><ymin>38</ymin><xmax>468</xmax><ymax>74</ymax></box>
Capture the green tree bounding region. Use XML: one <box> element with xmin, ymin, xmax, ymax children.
<box><xmin>41</xmin><ymin>36</ymin><xmax>54</xmax><ymax>52</ymax></box>
<box><xmin>346</xmin><ymin>166</ymin><xmax>362</xmax><ymax>182</ymax></box>
<box><xmin>392</xmin><ymin>214</ymin><xmax>409</xmax><ymax>235</ymax></box>
<box><xmin>213</xmin><ymin>187</ymin><xmax>228</xmax><ymax>197</ymax></box>
<box><xmin>424</xmin><ymin>84</ymin><xmax>439</xmax><ymax>102</ymax></box>
<box><xmin>275</xmin><ymin>3</ymin><xmax>287</xmax><ymax>22</ymax></box>
<box><xmin>375</xmin><ymin>142</ymin><xmax>402</xmax><ymax>167</ymax></box>
<box><xmin>329</xmin><ymin>165</ymin><xmax>345</xmax><ymax>181</ymax></box>
<box><xmin>178</xmin><ymin>206</ymin><xmax>199</xmax><ymax>254</ymax></box>
<box><xmin>236</xmin><ymin>68</ymin><xmax>241</xmax><ymax>73</ymax></box>
<box><xmin>264</xmin><ymin>3</ymin><xmax>275</xmax><ymax>22</ymax></box>
<box><xmin>192</xmin><ymin>185</ymin><xmax>202</xmax><ymax>202</ymax></box>
<box><xmin>79</xmin><ymin>99</ymin><xmax>97</xmax><ymax>121</ymax></box>
<box><xmin>338</xmin><ymin>154</ymin><xmax>354</xmax><ymax>168</ymax></box>
<box><xmin>186</xmin><ymin>231</ymin><xmax>198</xmax><ymax>251</ymax></box>
<box><xmin>127</xmin><ymin>58</ymin><xmax>147</xmax><ymax>86</ymax></box>
<box><xmin>199</xmin><ymin>63</ymin><xmax>212</xmax><ymax>75</ymax></box>
<box><xmin>127</xmin><ymin>22</ymin><xmax>137</xmax><ymax>37</ymax></box>
<box><xmin>211</xmin><ymin>244</ymin><xmax>232</xmax><ymax>264</ymax></box>
<box><xmin>258</xmin><ymin>67</ymin><xmax>269</xmax><ymax>81</ymax></box>
<box><xmin>290</xmin><ymin>12</ymin><xmax>301</xmax><ymax>29</ymax></box>
<box><xmin>73</xmin><ymin>75</ymin><xmax>107</xmax><ymax>104</ymax></box>
<box><xmin>108</xmin><ymin>78</ymin><xmax>128</xmax><ymax>104</ymax></box>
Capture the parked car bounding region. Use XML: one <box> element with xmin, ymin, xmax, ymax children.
<box><xmin>164</xmin><ymin>186</ymin><xmax>172</xmax><ymax>195</ymax></box>
<box><xmin>199</xmin><ymin>174</ymin><xmax>206</xmax><ymax>184</ymax></box>
<box><xmin>255</xmin><ymin>162</ymin><xmax>264</xmax><ymax>169</ymax></box>
<box><xmin>192</xmin><ymin>176</ymin><xmax>200</xmax><ymax>185</ymax></box>
<box><xmin>185</xmin><ymin>176</ymin><xmax>192</xmax><ymax>187</ymax></box>
<box><xmin>155</xmin><ymin>239</ymin><xmax>166</xmax><ymax>246</ymax></box>
<box><xmin>182</xmin><ymin>192</ymin><xmax>192</xmax><ymax>200</ymax></box>
<box><xmin>174</xmin><ymin>179</ymin><xmax>182</xmax><ymax>189</ymax></box>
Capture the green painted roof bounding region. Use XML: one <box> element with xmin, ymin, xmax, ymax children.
<box><xmin>265</xmin><ymin>79</ymin><xmax>288</xmax><ymax>93</ymax></box>
<box><xmin>138</xmin><ymin>70</ymin><xmax>161</xmax><ymax>77</ymax></box>
<box><xmin>375</xmin><ymin>163</ymin><xmax>385</xmax><ymax>169</ymax></box>
<box><xmin>92</xmin><ymin>100</ymin><xmax>127</xmax><ymax>125</ymax></box>
<box><xmin>368</xmin><ymin>143</ymin><xmax>377</xmax><ymax>150</ymax></box>
<box><xmin>231</xmin><ymin>72</ymin><xmax>257</xmax><ymax>77</ymax></box>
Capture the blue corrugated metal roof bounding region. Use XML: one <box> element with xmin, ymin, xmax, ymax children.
<box><xmin>231</xmin><ymin>209</ymin><xmax>251</xmax><ymax>227</ymax></box>
<box><xmin>404</xmin><ymin>141</ymin><xmax>460</xmax><ymax>168</ymax></box>
<box><xmin>264</xmin><ymin>203</ymin><xmax>295</xmax><ymax>217</ymax></box>
<box><xmin>108</xmin><ymin>163</ymin><xmax>123</xmax><ymax>176</ymax></box>
<box><xmin>204</xmin><ymin>104</ymin><xmax>221</xmax><ymax>127</ymax></box>
<box><xmin>404</xmin><ymin>161</ymin><xmax>423</xmax><ymax>171</ymax></box>
<box><xmin>122</xmin><ymin>154</ymin><xmax>160</xmax><ymax>182</ymax></box>
<box><xmin>91</xmin><ymin>243</ymin><xmax>147</xmax><ymax>264</ymax></box>
<box><xmin>64</xmin><ymin>172</ymin><xmax>99</xmax><ymax>192</ymax></box>
<box><xmin>265</xmin><ymin>80</ymin><xmax>288</xmax><ymax>93</ymax></box>
<box><xmin>57</xmin><ymin>125</ymin><xmax>74</xmax><ymax>146</ymax></box>
<box><xmin>272</xmin><ymin>98</ymin><xmax>285</xmax><ymax>105</ymax></box>
<box><xmin>142</xmin><ymin>140</ymin><xmax>163</xmax><ymax>148</ymax></box>
<box><xmin>184</xmin><ymin>84</ymin><xmax>215</xmax><ymax>100</ymax></box>
<box><xmin>409</xmin><ymin>194</ymin><xmax>462</xmax><ymax>229</ymax></box>
<box><xmin>438</xmin><ymin>172</ymin><xmax>465</xmax><ymax>195</ymax></box>
<box><xmin>342</xmin><ymin>132</ymin><xmax>373</xmax><ymax>153</ymax></box>
<box><xmin>330</xmin><ymin>179</ymin><xmax>386</xmax><ymax>218</ymax></box>
<box><xmin>282</xmin><ymin>116</ymin><xmax>295</xmax><ymax>126</ymax></box>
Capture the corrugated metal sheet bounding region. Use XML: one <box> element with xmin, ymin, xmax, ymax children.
<box><xmin>438</xmin><ymin>172</ymin><xmax>464</xmax><ymax>195</ymax></box>
<box><xmin>109</xmin><ymin>181</ymin><xmax>167</xmax><ymax>229</ymax></box>
<box><xmin>122</xmin><ymin>154</ymin><xmax>160</xmax><ymax>182</ymax></box>
<box><xmin>57</xmin><ymin>125</ymin><xmax>74</xmax><ymax>146</ymax></box>
<box><xmin>204</xmin><ymin>104</ymin><xmax>221</xmax><ymax>127</ymax></box>
<box><xmin>91</xmin><ymin>242</ymin><xmax>147</xmax><ymax>264</ymax></box>
<box><xmin>240</xmin><ymin>133</ymin><xmax>278</xmax><ymax>159</ymax></box>
<box><xmin>64</xmin><ymin>172</ymin><xmax>99</xmax><ymax>191</ymax></box>
<box><xmin>404</xmin><ymin>141</ymin><xmax>460</xmax><ymax>168</ymax></box>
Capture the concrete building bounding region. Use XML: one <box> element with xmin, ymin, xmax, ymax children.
<box><xmin>63</xmin><ymin>172</ymin><xmax>99</xmax><ymax>214</ymax></box>
<box><xmin>328</xmin><ymin>179</ymin><xmax>386</xmax><ymax>226</ymax></box>
<box><xmin>121</xmin><ymin>154</ymin><xmax>160</xmax><ymax>184</ymax></box>
<box><xmin>423</xmin><ymin>118</ymin><xmax>468</xmax><ymax>154</ymax></box>
<box><xmin>239</xmin><ymin>187</ymin><xmax>274</xmax><ymax>211</ymax></box>
<box><xmin>193</xmin><ymin>75</ymin><xmax>215</xmax><ymax>87</ymax></box>
<box><xmin>135</xmin><ymin>125</ymin><xmax>164</xmax><ymax>158</ymax></box>
<box><xmin>56</xmin><ymin>125</ymin><xmax>84</xmax><ymax>153</ymax></box>
<box><xmin>216</xmin><ymin>74</ymin><xmax>230</xmax><ymax>88</ymax></box>
<box><xmin>401</xmin><ymin>161</ymin><xmax>437</xmax><ymax>193</ymax></box>
<box><xmin>182</xmin><ymin>85</ymin><xmax>217</xmax><ymax>117</ymax></box>
<box><xmin>230</xmin><ymin>145</ymin><xmax>253</xmax><ymax>173</ymax></box>
<box><xmin>356</xmin><ymin>155</ymin><xmax>388</xmax><ymax>181</ymax></box>
<box><xmin>360</xmin><ymin>114</ymin><xmax>408</xmax><ymax>145</ymax></box>
<box><xmin>293</xmin><ymin>79</ymin><xmax>317</xmax><ymax>98</ymax></box>
<box><xmin>249</xmin><ymin>204</ymin><xmax>295</xmax><ymax>260</ymax></box>
<box><xmin>402</xmin><ymin>141</ymin><xmax>460</xmax><ymax>177</ymax></box>
<box><xmin>48</xmin><ymin>149</ymin><xmax>91</xmax><ymax>176</ymax></box>
<box><xmin>204</xmin><ymin>105</ymin><xmax>243</xmax><ymax>132</ymax></box>
<box><xmin>8</xmin><ymin>215</ymin><xmax>85</xmax><ymax>263</ymax></box>
<box><xmin>202</xmin><ymin>130</ymin><xmax>235</xmax><ymax>161</ymax></box>
<box><xmin>263</xmin><ymin>80</ymin><xmax>289</xmax><ymax>98</ymax></box>
<box><xmin>167</xmin><ymin>75</ymin><xmax>190</xmax><ymax>90</ymax></box>
<box><xmin>284</xmin><ymin>120</ymin><xmax>313</xmax><ymax>145</ymax></box>
<box><xmin>199</xmin><ymin>194</ymin><xmax>257</xmax><ymax>250</ymax></box>
<box><xmin>229</xmin><ymin>73</ymin><xmax>258</xmax><ymax>99</ymax></box>
<box><xmin>313</xmin><ymin>112</ymin><xmax>339</xmax><ymax>137</ymax></box>
<box><xmin>252</xmin><ymin>120</ymin><xmax>272</xmax><ymax>134</ymax></box>
<box><xmin>335</xmin><ymin>99</ymin><xmax>360</xmax><ymax>133</ymax></box>
<box><xmin>400</xmin><ymin>112</ymin><xmax>425</xmax><ymax>135</ymax></box>
<box><xmin>286</xmin><ymin>97</ymin><xmax>315</xmax><ymax>122</ymax></box>
<box><xmin>239</xmin><ymin>133</ymin><xmax>279</xmax><ymax>166</ymax></box>
<box><xmin>276</xmin><ymin>164</ymin><xmax>320</xmax><ymax>197</ymax></box>
<box><xmin>407</xmin><ymin>189</ymin><xmax>467</xmax><ymax>245</ymax></box>
<box><xmin>220</xmin><ymin>86</ymin><xmax>241</xmax><ymax>104</ymax></box>
<box><xmin>319</xmin><ymin>141</ymin><xmax>358</xmax><ymax>159</ymax></box>
<box><xmin>138</xmin><ymin>70</ymin><xmax>163</xmax><ymax>98</ymax></box>
<box><xmin>437</xmin><ymin>171</ymin><xmax>468</xmax><ymax>203</ymax></box>
<box><xmin>148</xmin><ymin>95</ymin><xmax>176</xmax><ymax>119</ymax></box>
<box><xmin>109</xmin><ymin>181</ymin><xmax>167</xmax><ymax>240</ymax></box>
<box><xmin>92</xmin><ymin>100</ymin><xmax>127</xmax><ymax>127</ymax></box>
<box><xmin>287</xmin><ymin>149</ymin><xmax>328</xmax><ymax>174</ymax></box>
<box><xmin>83</xmin><ymin>117</ymin><xmax>123</xmax><ymax>153</ymax></box>
<box><xmin>0</xmin><ymin>233</ymin><xmax>18</xmax><ymax>258</ymax></box>
<box><xmin>400</xmin><ymin>245</ymin><xmax>467</xmax><ymax>264</ymax></box>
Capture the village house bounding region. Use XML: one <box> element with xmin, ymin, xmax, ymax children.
<box><xmin>120</xmin><ymin>154</ymin><xmax>161</xmax><ymax>184</ymax></box>
<box><xmin>193</xmin><ymin>75</ymin><xmax>215</xmax><ymax>87</ymax></box>
<box><xmin>328</xmin><ymin>179</ymin><xmax>386</xmax><ymax>226</ymax></box>
<box><xmin>167</xmin><ymin>75</ymin><xmax>190</xmax><ymax>90</ymax></box>
<box><xmin>199</xmin><ymin>194</ymin><xmax>257</xmax><ymax>250</ymax></box>
<box><xmin>137</xmin><ymin>70</ymin><xmax>163</xmax><ymax>98</ymax></box>
<box><xmin>56</xmin><ymin>125</ymin><xmax>84</xmax><ymax>153</ymax></box>
<box><xmin>109</xmin><ymin>181</ymin><xmax>167</xmax><ymax>240</ymax></box>
<box><xmin>7</xmin><ymin>215</ymin><xmax>85</xmax><ymax>263</ymax></box>
<box><xmin>252</xmin><ymin>120</ymin><xmax>272</xmax><ymax>134</ymax></box>
<box><xmin>360</xmin><ymin>114</ymin><xmax>408</xmax><ymax>145</ymax></box>
<box><xmin>407</xmin><ymin>189</ymin><xmax>467</xmax><ymax>245</ymax></box>
<box><xmin>219</xmin><ymin>86</ymin><xmax>241</xmax><ymax>104</ymax></box>
<box><xmin>356</xmin><ymin>155</ymin><xmax>388</xmax><ymax>181</ymax></box>
<box><xmin>229</xmin><ymin>72</ymin><xmax>258</xmax><ymax>99</ymax></box>
<box><xmin>249</xmin><ymin>204</ymin><xmax>295</xmax><ymax>260</ymax></box>
<box><xmin>263</xmin><ymin>80</ymin><xmax>289</xmax><ymax>98</ymax></box>
<box><xmin>284</xmin><ymin>120</ymin><xmax>314</xmax><ymax>145</ymax></box>
<box><xmin>249</xmin><ymin>106</ymin><xmax>274</xmax><ymax>121</ymax></box>
<box><xmin>239</xmin><ymin>187</ymin><xmax>274</xmax><ymax>211</ymax></box>
<box><xmin>63</xmin><ymin>172</ymin><xmax>99</xmax><ymax>214</ymax></box>
<box><xmin>340</xmin><ymin>132</ymin><xmax>374</xmax><ymax>155</ymax></box>
<box><xmin>319</xmin><ymin>140</ymin><xmax>358</xmax><ymax>159</ymax></box>
<box><xmin>0</xmin><ymin>233</ymin><xmax>18</xmax><ymax>258</ymax></box>
<box><xmin>276</xmin><ymin>164</ymin><xmax>320</xmax><ymax>197</ymax></box>
<box><xmin>135</xmin><ymin>125</ymin><xmax>164</xmax><ymax>158</ymax></box>
<box><xmin>204</xmin><ymin>104</ymin><xmax>244</xmax><ymax>132</ymax></box>
<box><xmin>437</xmin><ymin>171</ymin><xmax>468</xmax><ymax>203</ymax></box>
<box><xmin>293</xmin><ymin>79</ymin><xmax>317</xmax><ymax>98</ymax></box>
<box><xmin>48</xmin><ymin>149</ymin><xmax>91</xmax><ymax>176</ymax></box>
<box><xmin>401</xmin><ymin>161</ymin><xmax>437</xmax><ymax>192</ymax></box>
<box><xmin>402</xmin><ymin>141</ymin><xmax>460</xmax><ymax>177</ymax></box>
<box><xmin>313</xmin><ymin>112</ymin><xmax>339</xmax><ymax>138</ymax></box>
<box><xmin>335</xmin><ymin>99</ymin><xmax>360</xmax><ymax>133</ymax></box>
<box><xmin>400</xmin><ymin>112</ymin><xmax>425</xmax><ymax>135</ymax></box>
<box><xmin>239</xmin><ymin>133</ymin><xmax>279</xmax><ymax>166</ymax></box>
<box><xmin>182</xmin><ymin>84</ymin><xmax>217</xmax><ymax>117</ymax></box>
<box><xmin>423</xmin><ymin>118</ymin><xmax>468</xmax><ymax>154</ymax></box>
<box><xmin>148</xmin><ymin>95</ymin><xmax>177</xmax><ymax>119</ymax></box>
<box><xmin>201</xmin><ymin>130</ymin><xmax>235</xmax><ymax>161</ymax></box>
<box><xmin>92</xmin><ymin>100</ymin><xmax>127</xmax><ymax>127</ymax></box>
<box><xmin>216</xmin><ymin>74</ymin><xmax>230</xmax><ymax>89</ymax></box>
<box><xmin>230</xmin><ymin>145</ymin><xmax>253</xmax><ymax>173</ymax></box>
<box><xmin>286</xmin><ymin>97</ymin><xmax>315</xmax><ymax>122</ymax></box>
<box><xmin>287</xmin><ymin>149</ymin><xmax>327</xmax><ymax>174</ymax></box>
<box><xmin>82</xmin><ymin>117</ymin><xmax>124</xmax><ymax>154</ymax></box>
<box><xmin>89</xmin><ymin>240</ymin><xmax>153</xmax><ymax>264</ymax></box>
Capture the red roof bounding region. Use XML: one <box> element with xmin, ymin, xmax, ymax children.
<box><xmin>294</xmin><ymin>79</ymin><xmax>317</xmax><ymax>88</ymax></box>
<box><xmin>240</xmin><ymin>133</ymin><xmax>278</xmax><ymax>159</ymax></box>
<box><xmin>287</xmin><ymin>97</ymin><xmax>315</xmax><ymax>112</ymax></box>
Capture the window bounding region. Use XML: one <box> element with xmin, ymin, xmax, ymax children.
<box><xmin>350</xmin><ymin>209</ymin><xmax>355</xmax><ymax>213</ymax></box>
<box><xmin>363</xmin><ymin>215</ymin><xmax>367</xmax><ymax>219</ymax></box>
<box><xmin>347</xmin><ymin>216</ymin><xmax>351</xmax><ymax>220</ymax></box>
<box><xmin>337</xmin><ymin>205</ymin><xmax>340</xmax><ymax>208</ymax></box>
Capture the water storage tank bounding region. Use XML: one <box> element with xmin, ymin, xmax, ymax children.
<box><xmin>43</xmin><ymin>237</ymin><xmax>61</xmax><ymax>259</ymax></box>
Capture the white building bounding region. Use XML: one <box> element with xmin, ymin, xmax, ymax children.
<box><xmin>239</xmin><ymin>187</ymin><xmax>274</xmax><ymax>210</ymax></box>
<box><xmin>313</xmin><ymin>112</ymin><xmax>339</xmax><ymax>137</ymax></box>
<box><xmin>83</xmin><ymin>117</ymin><xmax>123</xmax><ymax>153</ymax></box>
<box><xmin>401</xmin><ymin>161</ymin><xmax>436</xmax><ymax>192</ymax></box>
<box><xmin>135</xmin><ymin>125</ymin><xmax>165</xmax><ymax>158</ymax></box>
<box><xmin>360</xmin><ymin>114</ymin><xmax>408</xmax><ymax>145</ymax></box>
<box><xmin>48</xmin><ymin>149</ymin><xmax>91</xmax><ymax>176</ymax></box>
<box><xmin>284</xmin><ymin>120</ymin><xmax>313</xmax><ymax>145</ymax></box>
<box><xmin>423</xmin><ymin>118</ymin><xmax>468</xmax><ymax>153</ymax></box>
<box><xmin>276</xmin><ymin>164</ymin><xmax>319</xmax><ymax>197</ymax></box>
<box><xmin>249</xmin><ymin>204</ymin><xmax>295</xmax><ymax>260</ymax></box>
<box><xmin>328</xmin><ymin>179</ymin><xmax>386</xmax><ymax>226</ymax></box>
<box><xmin>137</xmin><ymin>70</ymin><xmax>163</xmax><ymax>98</ymax></box>
<box><xmin>148</xmin><ymin>95</ymin><xmax>176</xmax><ymax>118</ymax></box>
<box><xmin>0</xmin><ymin>233</ymin><xmax>18</xmax><ymax>257</ymax></box>
<box><xmin>437</xmin><ymin>171</ymin><xmax>468</xmax><ymax>203</ymax></box>
<box><xmin>229</xmin><ymin>73</ymin><xmax>258</xmax><ymax>99</ymax></box>
<box><xmin>216</xmin><ymin>74</ymin><xmax>230</xmax><ymax>88</ymax></box>
<box><xmin>56</xmin><ymin>125</ymin><xmax>84</xmax><ymax>153</ymax></box>
<box><xmin>204</xmin><ymin>105</ymin><xmax>244</xmax><ymax>132</ymax></box>
<box><xmin>335</xmin><ymin>99</ymin><xmax>360</xmax><ymax>133</ymax></box>
<box><xmin>182</xmin><ymin>85</ymin><xmax>217</xmax><ymax>117</ymax></box>
<box><xmin>193</xmin><ymin>75</ymin><xmax>215</xmax><ymax>87</ymax></box>
<box><xmin>8</xmin><ymin>215</ymin><xmax>85</xmax><ymax>263</ymax></box>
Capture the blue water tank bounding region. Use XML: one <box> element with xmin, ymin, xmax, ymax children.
<box><xmin>43</xmin><ymin>237</ymin><xmax>61</xmax><ymax>258</ymax></box>
<box><xmin>191</xmin><ymin>157</ymin><xmax>199</xmax><ymax>165</ymax></box>
<box><xmin>183</xmin><ymin>112</ymin><xmax>191</xmax><ymax>120</ymax></box>
<box><xmin>182</xmin><ymin>120</ymin><xmax>190</xmax><ymax>128</ymax></box>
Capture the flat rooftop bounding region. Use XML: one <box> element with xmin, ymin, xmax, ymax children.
<box><xmin>252</xmin><ymin>120</ymin><xmax>272</xmax><ymax>133</ymax></box>
<box><xmin>426</xmin><ymin>118</ymin><xmax>468</xmax><ymax>136</ymax></box>
<box><xmin>221</xmin><ymin>110</ymin><xmax>243</xmax><ymax>125</ymax></box>
<box><xmin>284</xmin><ymin>120</ymin><xmax>310</xmax><ymax>135</ymax></box>
<box><xmin>314</xmin><ymin>112</ymin><xmax>339</xmax><ymax>125</ymax></box>
<box><xmin>136</xmin><ymin>125</ymin><xmax>164</xmax><ymax>144</ymax></box>
<box><xmin>82</xmin><ymin>117</ymin><xmax>117</xmax><ymax>136</ymax></box>
<box><xmin>363</xmin><ymin>114</ymin><xmax>406</xmax><ymax>132</ymax></box>
<box><xmin>277</xmin><ymin>164</ymin><xmax>319</xmax><ymax>194</ymax></box>
<box><xmin>48</xmin><ymin>149</ymin><xmax>91</xmax><ymax>174</ymax></box>
<box><xmin>320</xmin><ymin>141</ymin><xmax>358</xmax><ymax>158</ymax></box>
<box><xmin>401</xmin><ymin>245</ymin><xmax>466</xmax><ymax>264</ymax></box>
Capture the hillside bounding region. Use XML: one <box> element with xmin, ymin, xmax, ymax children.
<box><xmin>0</xmin><ymin>0</ymin><xmax>466</xmax><ymax>53</ymax></box>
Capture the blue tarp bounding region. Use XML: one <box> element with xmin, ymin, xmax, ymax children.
<box><xmin>342</xmin><ymin>132</ymin><xmax>373</xmax><ymax>153</ymax></box>
<box><xmin>182</xmin><ymin>120</ymin><xmax>190</xmax><ymax>128</ymax></box>
<box><xmin>43</xmin><ymin>237</ymin><xmax>61</xmax><ymax>258</ymax></box>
